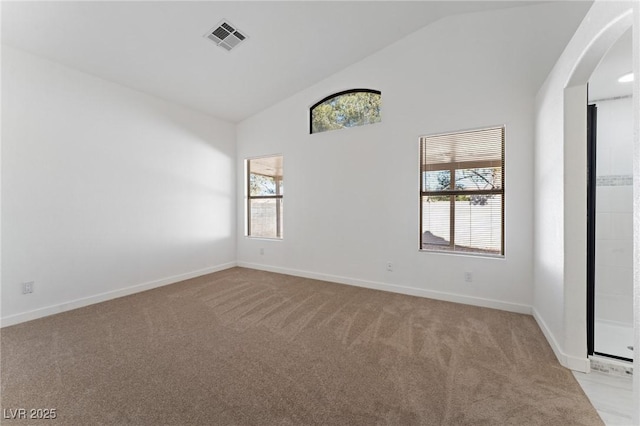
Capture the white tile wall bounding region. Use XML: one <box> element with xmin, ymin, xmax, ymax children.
<box><xmin>596</xmin><ymin>186</ymin><xmax>634</xmax><ymax>212</ymax></box>
<box><xmin>596</xmin><ymin>266</ymin><xmax>634</xmax><ymax>295</ymax></box>
<box><xmin>594</xmin><ymin>98</ymin><xmax>634</xmax><ymax>334</ymax></box>
<box><xmin>594</xmin><ymin>98</ymin><xmax>634</xmax><ymax>177</ymax></box>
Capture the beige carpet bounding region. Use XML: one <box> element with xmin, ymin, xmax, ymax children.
<box><xmin>1</xmin><ymin>267</ymin><xmax>602</xmax><ymax>425</ymax></box>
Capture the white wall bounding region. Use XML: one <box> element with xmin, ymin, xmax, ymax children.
<box><xmin>533</xmin><ymin>0</ymin><xmax>637</xmax><ymax>374</ymax></box>
<box><xmin>593</xmin><ymin>98</ymin><xmax>634</xmax><ymax>327</ymax></box>
<box><xmin>632</xmin><ymin>4</ymin><xmax>640</xmax><ymax>423</ymax></box>
<box><xmin>236</xmin><ymin>3</ymin><xmax>586</xmax><ymax>314</ymax></box>
<box><xmin>1</xmin><ymin>46</ymin><xmax>236</xmax><ymax>325</ymax></box>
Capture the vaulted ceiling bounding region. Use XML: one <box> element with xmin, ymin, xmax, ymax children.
<box><xmin>2</xmin><ymin>1</ymin><xmax>589</xmax><ymax>122</ymax></box>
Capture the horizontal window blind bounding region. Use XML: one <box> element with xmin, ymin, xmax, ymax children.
<box><xmin>420</xmin><ymin>127</ymin><xmax>504</xmax><ymax>256</ymax></box>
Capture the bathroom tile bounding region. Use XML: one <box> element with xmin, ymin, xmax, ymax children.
<box><xmin>594</xmin><ymin>292</ymin><xmax>633</xmax><ymax>320</ymax></box>
<box><xmin>597</xmin><ymin>409</ymin><xmax>635</xmax><ymax>426</ymax></box>
<box><xmin>595</xmin><ymin>187</ymin><xmax>612</xmax><ymax>213</ymax></box>
<box><xmin>595</xmin><ymin>147</ymin><xmax>612</xmax><ymax>177</ymax></box>
<box><xmin>608</xmin><ymin>187</ymin><xmax>633</xmax><ymax>212</ymax></box>
<box><xmin>595</xmin><ymin>239</ymin><xmax>633</xmax><ymax>268</ymax></box>
<box><xmin>573</xmin><ymin>370</ymin><xmax>635</xmax><ymax>425</ymax></box>
<box><xmin>596</xmin><ymin>212</ymin><xmax>612</xmax><ymax>240</ymax></box>
<box><xmin>611</xmin><ymin>213</ymin><xmax>633</xmax><ymax>240</ymax></box>
<box><xmin>595</xmin><ymin>266</ymin><xmax>634</xmax><ymax>297</ymax></box>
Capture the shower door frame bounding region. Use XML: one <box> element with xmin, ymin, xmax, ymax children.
<box><xmin>586</xmin><ymin>100</ymin><xmax>634</xmax><ymax>363</ymax></box>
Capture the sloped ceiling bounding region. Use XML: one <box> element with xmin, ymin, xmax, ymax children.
<box><xmin>2</xmin><ymin>1</ymin><xmax>591</xmax><ymax>122</ymax></box>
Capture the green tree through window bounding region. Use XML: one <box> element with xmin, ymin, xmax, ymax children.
<box><xmin>310</xmin><ymin>89</ymin><xmax>381</xmax><ymax>134</ymax></box>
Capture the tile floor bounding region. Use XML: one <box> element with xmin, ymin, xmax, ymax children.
<box><xmin>573</xmin><ymin>370</ymin><xmax>635</xmax><ymax>425</ymax></box>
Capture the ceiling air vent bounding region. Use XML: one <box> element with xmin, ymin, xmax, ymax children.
<box><xmin>205</xmin><ymin>20</ymin><xmax>247</xmax><ymax>52</ymax></box>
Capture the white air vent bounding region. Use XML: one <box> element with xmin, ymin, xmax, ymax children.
<box><xmin>205</xmin><ymin>20</ymin><xmax>247</xmax><ymax>52</ymax></box>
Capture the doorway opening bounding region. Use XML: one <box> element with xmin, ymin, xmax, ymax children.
<box><xmin>586</xmin><ymin>28</ymin><xmax>634</xmax><ymax>363</ymax></box>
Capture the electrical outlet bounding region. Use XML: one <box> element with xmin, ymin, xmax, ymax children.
<box><xmin>464</xmin><ymin>272</ymin><xmax>473</xmax><ymax>283</ymax></box>
<box><xmin>386</xmin><ymin>262</ymin><xmax>393</xmax><ymax>272</ymax></box>
<box><xmin>22</xmin><ymin>281</ymin><xmax>34</xmax><ymax>294</ymax></box>
<box><xmin>260</xmin><ymin>248</ymin><xmax>264</xmax><ymax>255</ymax></box>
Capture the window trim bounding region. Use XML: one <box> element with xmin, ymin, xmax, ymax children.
<box><xmin>419</xmin><ymin>126</ymin><xmax>505</xmax><ymax>257</ymax></box>
<box><xmin>246</xmin><ymin>154</ymin><xmax>284</xmax><ymax>239</ymax></box>
<box><xmin>309</xmin><ymin>88</ymin><xmax>381</xmax><ymax>134</ymax></box>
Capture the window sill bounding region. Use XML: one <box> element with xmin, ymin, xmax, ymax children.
<box><xmin>246</xmin><ymin>236</ymin><xmax>283</xmax><ymax>241</ymax></box>
<box><xmin>419</xmin><ymin>248</ymin><xmax>504</xmax><ymax>259</ymax></box>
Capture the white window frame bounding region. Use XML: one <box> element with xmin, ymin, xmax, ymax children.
<box><xmin>246</xmin><ymin>155</ymin><xmax>283</xmax><ymax>239</ymax></box>
<box><xmin>419</xmin><ymin>126</ymin><xmax>505</xmax><ymax>257</ymax></box>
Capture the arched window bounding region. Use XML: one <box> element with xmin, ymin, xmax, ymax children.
<box><xmin>310</xmin><ymin>89</ymin><xmax>381</xmax><ymax>134</ymax></box>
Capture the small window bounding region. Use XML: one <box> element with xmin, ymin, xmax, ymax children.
<box><xmin>419</xmin><ymin>127</ymin><xmax>505</xmax><ymax>256</ymax></box>
<box><xmin>310</xmin><ymin>89</ymin><xmax>381</xmax><ymax>134</ymax></box>
<box><xmin>247</xmin><ymin>155</ymin><xmax>283</xmax><ymax>239</ymax></box>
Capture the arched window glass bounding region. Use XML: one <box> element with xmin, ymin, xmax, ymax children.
<box><xmin>310</xmin><ymin>89</ymin><xmax>381</xmax><ymax>134</ymax></box>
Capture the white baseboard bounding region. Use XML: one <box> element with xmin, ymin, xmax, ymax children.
<box><xmin>0</xmin><ymin>262</ymin><xmax>237</xmax><ymax>327</ymax></box>
<box><xmin>5</xmin><ymin>261</ymin><xmax>590</xmax><ymax>374</ymax></box>
<box><xmin>564</xmin><ymin>354</ymin><xmax>591</xmax><ymax>373</ymax></box>
<box><xmin>237</xmin><ymin>262</ymin><xmax>532</xmax><ymax>315</ymax></box>
<box><xmin>532</xmin><ymin>308</ymin><xmax>590</xmax><ymax>373</ymax></box>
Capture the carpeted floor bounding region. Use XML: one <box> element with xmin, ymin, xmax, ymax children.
<box><xmin>1</xmin><ymin>267</ymin><xmax>603</xmax><ymax>425</ymax></box>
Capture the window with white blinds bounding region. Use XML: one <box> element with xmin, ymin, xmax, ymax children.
<box><xmin>419</xmin><ymin>126</ymin><xmax>504</xmax><ymax>256</ymax></box>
